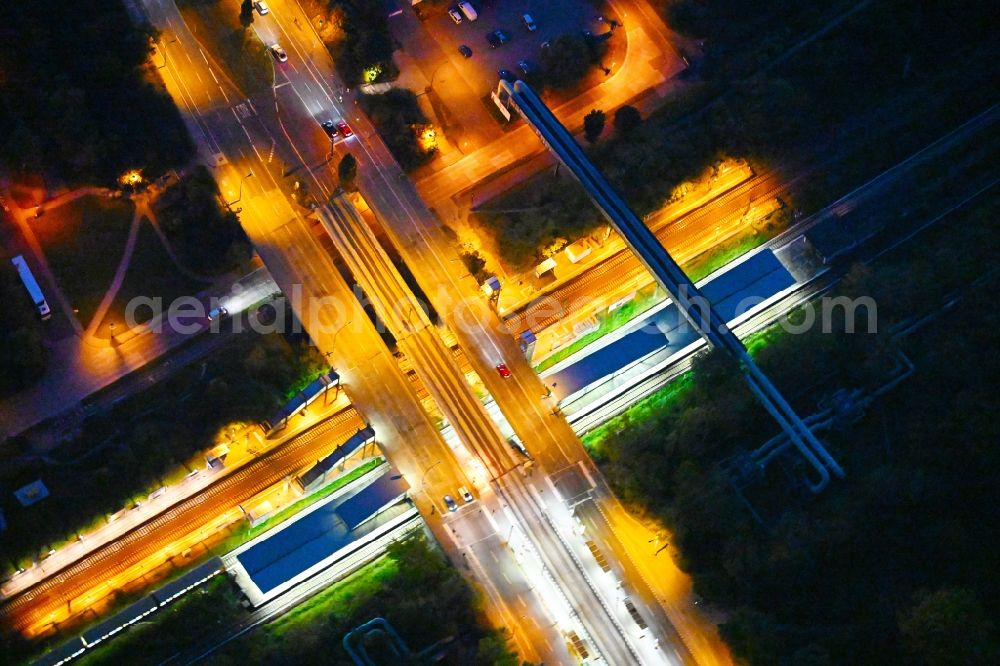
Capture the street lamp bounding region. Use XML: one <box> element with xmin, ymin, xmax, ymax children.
<box><xmin>227</xmin><ymin>171</ymin><xmax>254</xmax><ymax>207</ymax></box>
<box><xmin>419</xmin><ymin>460</ymin><xmax>443</xmax><ymax>489</ymax></box>
<box><xmin>325</xmin><ymin>318</ymin><xmax>353</xmax><ymax>361</ymax></box>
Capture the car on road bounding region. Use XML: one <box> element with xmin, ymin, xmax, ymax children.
<box><xmin>486</xmin><ymin>30</ymin><xmax>509</xmax><ymax>49</ymax></box>
<box><xmin>208</xmin><ymin>306</ymin><xmax>228</xmax><ymax>321</ymax></box>
<box><xmin>458</xmin><ymin>1</ymin><xmax>478</xmax><ymax>21</ymax></box>
<box><xmin>517</xmin><ymin>60</ymin><xmax>533</xmax><ymax>76</ymax></box>
<box><xmin>321</xmin><ymin>120</ymin><xmax>338</xmax><ymax>137</ymax></box>
<box><xmin>269</xmin><ymin>44</ymin><xmax>287</xmax><ymax>63</ymax></box>
<box><xmin>498</xmin><ymin>68</ymin><xmax>515</xmax><ymax>83</ymax></box>
<box><xmin>253</xmin><ymin>1</ymin><xmax>269</xmax><ymax>15</ymax></box>
<box><xmin>444</xmin><ymin>495</ymin><xmax>458</xmax><ymax>512</ymax></box>
<box><xmin>495</xmin><ymin>362</ymin><xmax>511</xmax><ymax>378</ymax></box>
<box><xmin>458</xmin><ymin>44</ymin><xmax>473</xmax><ymax>58</ymax></box>
<box><xmin>522</xmin><ymin>14</ymin><xmax>537</xmax><ymax>31</ymax></box>
<box><xmin>337</xmin><ymin>120</ymin><xmax>352</xmax><ymax>137</ymax></box>
<box><xmin>459</xmin><ymin>486</ymin><xmax>474</xmax><ymax>503</ymax></box>
<box><xmin>447</xmin><ymin>7</ymin><xmax>463</xmax><ymax>24</ymax></box>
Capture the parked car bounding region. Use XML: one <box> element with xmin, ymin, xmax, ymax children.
<box><xmin>486</xmin><ymin>30</ymin><xmax>509</xmax><ymax>48</ymax></box>
<box><xmin>254</xmin><ymin>1</ymin><xmax>269</xmax><ymax>15</ymax></box>
<box><xmin>458</xmin><ymin>44</ymin><xmax>473</xmax><ymax>58</ymax></box>
<box><xmin>495</xmin><ymin>362</ymin><xmax>512</xmax><ymax>378</ymax></box>
<box><xmin>269</xmin><ymin>44</ymin><xmax>287</xmax><ymax>63</ymax></box>
<box><xmin>444</xmin><ymin>495</ymin><xmax>458</xmax><ymax>512</ymax></box>
<box><xmin>522</xmin><ymin>13</ymin><xmax>537</xmax><ymax>31</ymax></box>
<box><xmin>458</xmin><ymin>1</ymin><xmax>478</xmax><ymax>21</ymax></box>
<box><xmin>459</xmin><ymin>486</ymin><xmax>474</xmax><ymax>503</ymax></box>
<box><xmin>447</xmin><ymin>7</ymin><xmax>463</xmax><ymax>24</ymax></box>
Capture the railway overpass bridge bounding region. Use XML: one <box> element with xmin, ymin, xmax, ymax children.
<box><xmin>498</xmin><ymin>80</ymin><xmax>843</xmax><ymax>491</ymax></box>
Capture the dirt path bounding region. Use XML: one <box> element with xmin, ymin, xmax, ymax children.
<box><xmin>83</xmin><ymin>206</ymin><xmax>144</xmax><ymax>342</ymax></box>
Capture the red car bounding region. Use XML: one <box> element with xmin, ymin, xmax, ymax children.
<box><xmin>337</xmin><ymin>121</ymin><xmax>353</xmax><ymax>137</ymax></box>
<box><xmin>495</xmin><ymin>362</ymin><xmax>511</xmax><ymax>378</ymax></box>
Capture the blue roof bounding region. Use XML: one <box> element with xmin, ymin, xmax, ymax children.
<box><xmin>151</xmin><ymin>557</ymin><xmax>223</xmax><ymax>604</ymax></box>
<box><xmin>336</xmin><ymin>470</ymin><xmax>409</xmax><ymax>530</ymax></box>
<box><xmin>546</xmin><ymin>250</ymin><xmax>795</xmax><ymax>399</ymax></box>
<box><xmin>298</xmin><ymin>425</ymin><xmax>375</xmax><ymax>489</ymax></box>
<box><xmin>237</xmin><ymin>467</ymin><xmax>408</xmax><ymax>595</ymax></box>
<box><xmin>81</xmin><ymin>595</ymin><xmax>158</xmax><ymax>646</ymax></box>
<box><xmin>267</xmin><ymin>370</ymin><xmax>338</xmax><ymax>426</ymax></box>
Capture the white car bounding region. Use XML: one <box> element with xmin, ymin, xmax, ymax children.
<box><xmin>269</xmin><ymin>44</ymin><xmax>287</xmax><ymax>63</ymax></box>
<box><xmin>253</xmin><ymin>1</ymin><xmax>269</xmax><ymax>15</ymax></box>
<box><xmin>447</xmin><ymin>7</ymin><xmax>463</xmax><ymax>24</ymax></box>
<box><xmin>458</xmin><ymin>1</ymin><xmax>478</xmax><ymax>22</ymax></box>
<box><xmin>459</xmin><ymin>486</ymin><xmax>474</xmax><ymax>503</ymax></box>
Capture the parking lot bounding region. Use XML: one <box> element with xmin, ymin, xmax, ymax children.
<box><xmin>391</xmin><ymin>0</ymin><xmax>611</xmax><ymax>152</ymax></box>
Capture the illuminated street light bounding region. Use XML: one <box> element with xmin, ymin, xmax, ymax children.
<box><xmin>227</xmin><ymin>171</ymin><xmax>254</xmax><ymax>207</ymax></box>
<box><xmin>417</xmin><ymin>126</ymin><xmax>438</xmax><ymax>153</ymax></box>
<box><xmin>119</xmin><ymin>169</ymin><xmax>143</xmax><ymax>189</ymax></box>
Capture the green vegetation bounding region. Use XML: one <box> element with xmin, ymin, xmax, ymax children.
<box><xmin>682</xmin><ymin>226</ymin><xmax>771</xmax><ymax>284</ymax></box>
<box><xmin>471</xmin><ymin>171</ymin><xmax>604</xmax><ymax>270</ymax></box>
<box><xmin>177</xmin><ymin>0</ymin><xmax>274</xmax><ymax>96</ymax></box>
<box><xmin>613</xmin><ymin>105</ymin><xmax>642</xmax><ymax>135</ymax></box>
<box><xmin>484</xmin><ymin>0</ymin><xmax>997</xmax><ymax>268</ymax></box>
<box><xmin>110</xmin><ymin>221</ymin><xmax>207</xmax><ymax>328</ymax></box>
<box><xmin>72</xmin><ymin>535</ymin><xmax>521</xmax><ymax>665</ymax></box>
<box><xmin>74</xmin><ymin>576</ymin><xmax>244</xmax><ymax>666</ymax></box>
<box><xmin>584</xmin><ymin>196</ymin><xmax>1000</xmax><ymax>663</ymax></box>
<box><xmin>31</xmin><ymin>196</ymin><xmax>135</xmax><ymax>327</ymax></box>
<box><xmin>0</xmin><ymin>261</ymin><xmax>47</xmax><ymax>396</ymax></box>
<box><xmin>461</xmin><ymin>250</ymin><xmax>491</xmax><ymax>285</ymax></box>
<box><xmin>358</xmin><ymin>89</ymin><xmax>436</xmax><ymax>172</ymax></box>
<box><xmin>215</xmin><ymin>535</ymin><xmax>520</xmax><ymax>665</ymax></box>
<box><xmin>534</xmin><ymin>284</ymin><xmax>662</xmax><ymax>373</ymax></box>
<box><xmin>540</xmin><ymin>33</ymin><xmax>598</xmax><ymax>89</ymax></box>
<box><xmin>307</xmin><ymin>0</ymin><xmax>399</xmax><ymax>85</ymax></box>
<box><xmin>583</xmin><ymin>109</ymin><xmax>606</xmax><ymax>143</ymax></box>
<box><xmin>154</xmin><ymin>165</ymin><xmax>253</xmax><ymax>276</ymax></box>
<box><xmin>0</xmin><ymin>1</ymin><xmax>194</xmax><ymax>186</ymax></box>
<box><xmin>0</xmin><ymin>330</ymin><xmax>326</xmax><ymax>573</ymax></box>
<box><xmin>338</xmin><ymin>152</ymin><xmax>358</xmax><ymax>190</ymax></box>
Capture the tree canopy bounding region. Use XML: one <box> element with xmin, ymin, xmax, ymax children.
<box><xmin>154</xmin><ymin>166</ymin><xmax>252</xmax><ymax>275</ymax></box>
<box><xmin>0</xmin><ymin>262</ymin><xmax>47</xmax><ymax>397</ymax></box>
<box><xmin>0</xmin><ymin>0</ymin><xmax>194</xmax><ymax>186</ymax></box>
<box><xmin>583</xmin><ymin>109</ymin><xmax>606</xmax><ymax>143</ymax></box>
<box><xmin>540</xmin><ymin>34</ymin><xmax>592</xmax><ymax>88</ymax></box>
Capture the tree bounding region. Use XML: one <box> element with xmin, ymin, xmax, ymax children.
<box><xmin>338</xmin><ymin>153</ymin><xmax>358</xmax><ymax>189</ymax></box>
<box><xmin>239</xmin><ymin>0</ymin><xmax>255</xmax><ymax>28</ymax></box>
<box><xmin>613</xmin><ymin>105</ymin><xmax>642</xmax><ymax>134</ymax></box>
<box><xmin>474</xmin><ymin>629</ymin><xmax>520</xmax><ymax>666</ymax></box>
<box><xmin>461</xmin><ymin>251</ymin><xmax>489</xmax><ymax>284</ymax></box>
<box><xmin>899</xmin><ymin>588</ymin><xmax>1000</xmax><ymax>666</ymax></box>
<box><xmin>583</xmin><ymin>109</ymin><xmax>606</xmax><ymax>143</ymax></box>
<box><xmin>540</xmin><ymin>34</ymin><xmax>591</xmax><ymax>88</ymax></box>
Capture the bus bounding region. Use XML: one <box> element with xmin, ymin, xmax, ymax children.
<box><xmin>11</xmin><ymin>254</ymin><xmax>52</xmax><ymax>320</ymax></box>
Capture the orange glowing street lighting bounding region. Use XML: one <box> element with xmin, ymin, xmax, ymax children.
<box><xmin>119</xmin><ymin>169</ymin><xmax>143</xmax><ymax>187</ymax></box>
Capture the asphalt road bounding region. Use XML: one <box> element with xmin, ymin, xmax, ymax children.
<box><xmin>4</xmin><ymin>0</ymin><xmax>723</xmax><ymax>661</ymax></box>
